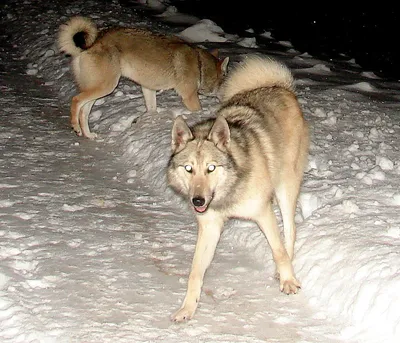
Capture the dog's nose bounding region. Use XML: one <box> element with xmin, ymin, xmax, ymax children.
<box><xmin>192</xmin><ymin>197</ymin><xmax>205</xmax><ymax>207</ymax></box>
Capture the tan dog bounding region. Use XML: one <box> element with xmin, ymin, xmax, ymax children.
<box><xmin>167</xmin><ymin>55</ymin><xmax>309</xmax><ymax>321</ymax></box>
<box><xmin>58</xmin><ymin>16</ymin><xmax>229</xmax><ymax>139</ymax></box>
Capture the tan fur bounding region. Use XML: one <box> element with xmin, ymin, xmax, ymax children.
<box><xmin>167</xmin><ymin>55</ymin><xmax>309</xmax><ymax>322</ymax></box>
<box><xmin>57</xmin><ymin>16</ymin><xmax>229</xmax><ymax>139</ymax></box>
<box><xmin>219</xmin><ymin>55</ymin><xmax>294</xmax><ymax>102</ymax></box>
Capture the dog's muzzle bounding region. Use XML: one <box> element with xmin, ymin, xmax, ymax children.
<box><xmin>192</xmin><ymin>197</ymin><xmax>207</xmax><ymax>213</ymax></box>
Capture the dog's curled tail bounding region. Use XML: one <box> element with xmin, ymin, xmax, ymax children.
<box><xmin>58</xmin><ymin>16</ymin><xmax>98</xmax><ymax>57</ymax></box>
<box><xmin>220</xmin><ymin>55</ymin><xmax>295</xmax><ymax>101</ymax></box>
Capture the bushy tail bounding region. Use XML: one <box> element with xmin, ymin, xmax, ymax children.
<box><xmin>220</xmin><ymin>55</ymin><xmax>295</xmax><ymax>101</ymax></box>
<box><xmin>58</xmin><ymin>16</ymin><xmax>98</xmax><ymax>57</ymax></box>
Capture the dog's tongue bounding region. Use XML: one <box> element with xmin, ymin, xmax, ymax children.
<box><xmin>194</xmin><ymin>205</ymin><xmax>207</xmax><ymax>213</ymax></box>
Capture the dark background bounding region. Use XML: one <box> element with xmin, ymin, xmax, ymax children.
<box><xmin>167</xmin><ymin>1</ymin><xmax>400</xmax><ymax>81</ymax></box>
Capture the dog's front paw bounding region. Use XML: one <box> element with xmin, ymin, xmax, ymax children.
<box><xmin>170</xmin><ymin>306</ymin><xmax>196</xmax><ymax>322</ymax></box>
<box><xmin>146</xmin><ymin>109</ymin><xmax>158</xmax><ymax>115</ymax></box>
<box><xmin>84</xmin><ymin>132</ymin><xmax>98</xmax><ymax>140</ymax></box>
<box><xmin>280</xmin><ymin>277</ymin><xmax>301</xmax><ymax>294</ymax></box>
<box><xmin>72</xmin><ymin>126</ymin><xmax>82</xmax><ymax>137</ymax></box>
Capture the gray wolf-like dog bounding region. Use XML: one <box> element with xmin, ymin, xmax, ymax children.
<box><xmin>167</xmin><ymin>55</ymin><xmax>309</xmax><ymax>321</ymax></box>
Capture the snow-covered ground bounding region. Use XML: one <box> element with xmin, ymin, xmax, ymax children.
<box><xmin>1</xmin><ymin>1</ymin><xmax>399</xmax><ymax>342</ymax></box>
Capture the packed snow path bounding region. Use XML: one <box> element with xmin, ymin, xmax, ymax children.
<box><xmin>1</xmin><ymin>1</ymin><xmax>400</xmax><ymax>342</ymax></box>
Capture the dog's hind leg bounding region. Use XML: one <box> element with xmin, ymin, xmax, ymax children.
<box><xmin>256</xmin><ymin>202</ymin><xmax>300</xmax><ymax>294</ymax></box>
<box><xmin>275</xmin><ymin>106</ymin><xmax>309</xmax><ymax>260</ymax></box>
<box><xmin>171</xmin><ymin>213</ymin><xmax>224</xmax><ymax>322</ymax></box>
<box><xmin>70</xmin><ymin>96</ymin><xmax>83</xmax><ymax>136</ymax></box>
<box><xmin>71</xmin><ymin>51</ymin><xmax>121</xmax><ymax>138</ymax></box>
<box><xmin>71</xmin><ymin>94</ymin><xmax>95</xmax><ymax>138</ymax></box>
<box><xmin>71</xmin><ymin>77</ymin><xmax>119</xmax><ymax>139</ymax></box>
<box><xmin>275</xmin><ymin>126</ymin><xmax>308</xmax><ymax>260</ymax></box>
<box><xmin>71</xmin><ymin>92</ymin><xmax>102</xmax><ymax>139</ymax></box>
<box><xmin>141</xmin><ymin>86</ymin><xmax>157</xmax><ymax>112</ymax></box>
<box><xmin>79</xmin><ymin>100</ymin><xmax>96</xmax><ymax>139</ymax></box>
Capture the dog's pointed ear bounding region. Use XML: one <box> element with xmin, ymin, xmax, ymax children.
<box><xmin>171</xmin><ymin>115</ymin><xmax>193</xmax><ymax>153</ymax></box>
<box><xmin>208</xmin><ymin>115</ymin><xmax>230</xmax><ymax>150</ymax></box>
<box><xmin>219</xmin><ymin>57</ymin><xmax>229</xmax><ymax>75</ymax></box>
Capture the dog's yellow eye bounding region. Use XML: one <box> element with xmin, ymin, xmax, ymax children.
<box><xmin>207</xmin><ymin>164</ymin><xmax>216</xmax><ymax>173</ymax></box>
<box><xmin>184</xmin><ymin>165</ymin><xmax>193</xmax><ymax>173</ymax></box>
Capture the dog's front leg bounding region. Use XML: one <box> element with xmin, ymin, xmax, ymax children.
<box><xmin>181</xmin><ymin>91</ymin><xmax>201</xmax><ymax>112</ymax></box>
<box><xmin>171</xmin><ymin>212</ymin><xmax>224</xmax><ymax>322</ymax></box>
<box><xmin>141</xmin><ymin>86</ymin><xmax>157</xmax><ymax>112</ymax></box>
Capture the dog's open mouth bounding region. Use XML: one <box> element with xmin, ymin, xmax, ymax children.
<box><xmin>193</xmin><ymin>204</ymin><xmax>208</xmax><ymax>213</ymax></box>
